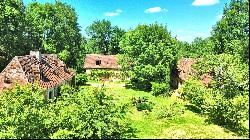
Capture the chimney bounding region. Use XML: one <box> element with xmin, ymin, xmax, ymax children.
<box><xmin>30</xmin><ymin>51</ymin><xmax>42</xmax><ymax>61</ymax></box>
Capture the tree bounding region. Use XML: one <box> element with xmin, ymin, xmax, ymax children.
<box><xmin>0</xmin><ymin>0</ymin><xmax>28</xmax><ymax>71</ymax></box>
<box><xmin>119</xmin><ymin>23</ymin><xmax>177</xmax><ymax>92</ymax></box>
<box><xmin>188</xmin><ymin>37</ymin><xmax>214</xmax><ymax>57</ymax></box>
<box><xmin>25</xmin><ymin>1</ymin><xmax>82</xmax><ymax>69</ymax></box>
<box><xmin>86</xmin><ymin>19</ymin><xmax>125</xmax><ymax>54</ymax></box>
<box><xmin>86</xmin><ymin>19</ymin><xmax>112</xmax><ymax>54</ymax></box>
<box><xmin>109</xmin><ymin>26</ymin><xmax>126</xmax><ymax>54</ymax></box>
<box><xmin>211</xmin><ymin>0</ymin><xmax>249</xmax><ymax>63</ymax></box>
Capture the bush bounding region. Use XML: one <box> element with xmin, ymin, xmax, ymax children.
<box><xmin>89</xmin><ymin>70</ymin><xmax>115</xmax><ymax>81</ymax></box>
<box><xmin>181</xmin><ymin>79</ymin><xmax>212</xmax><ymax>114</ymax></box>
<box><xmin>59</xmin><ymin>84</ymin><xmax>76</xmax><ymax>96</ymax></box>
<box><xmin>181</xmin><ymin>78</ymin><xmax>249</xmax><ymax>135</ymax></box>
<box><xmin>151</xmin><ymin>82</ymin><xmax>170</xmax><ymax>96</ymax></box>
<box><xmin>0</xmin><ymin>84</ymin><xmax>135</xmax><ymax>139</ymax></box>
<box><xmin>128</xmin><ymin>78</ymin><xmax>152</xmax><ymax>91</ymax></box>
<box><xmin>206</xmin><ymin>94</ymin><xmax>249</xmax><ymax>135</ymax></box>
<box><xmin>131</xmin><ymin>96</ymin><xmax>154</xmax><ymax>111</ymax></box>
<box><xmin>0</xmin><ymin>84</ymin><xmax>49</xmax><ymax>139</ymax></box>
<box><xmin>156</xmin><ymin>101</ymin><xmax>185</xmax><ymax>119</ymax></box>
<box><xmin>75</xmin><ymin>73</ymin><xmax>88</xmax><ymax>86</ymax></box>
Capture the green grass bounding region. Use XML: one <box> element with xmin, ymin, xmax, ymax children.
<box><xmin>82</xmin><ymin>85</ymin><xmax>248</xmax><ymax>139</ymax></box>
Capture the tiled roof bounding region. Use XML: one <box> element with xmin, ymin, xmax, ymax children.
<box><xmin>177</xmin><ymin>58</ymin><xmax>212</xmax><ymax>86</ymax></box>
<box><xmin>177</xmin><ymin>58</ymin><xmax>195</xmax><ymax>81</ymax></box>
<box><xmin>83</xmin><ymin>54</ymin><xmax>120</xmax><ymax>69</ymax></box>
<box><xmin>0</xmin><ymin>52</ymin><xmax>75</xmax><ymax>93</ymax></box>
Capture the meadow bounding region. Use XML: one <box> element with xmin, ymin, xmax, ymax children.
<box><xmin>82</xmin><ymin>82</ymin><xmax>248</xmax><ymax>139</ymax></box>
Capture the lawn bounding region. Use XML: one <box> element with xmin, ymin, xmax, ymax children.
<box><xmin>82</xmin><ymin>83</ymin><xmax>248</xmax><ymax>139</ymax></box>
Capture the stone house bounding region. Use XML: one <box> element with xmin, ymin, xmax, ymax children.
<box><xmin>0</xmin><ymin>51</ymin><xmax>75</xmax><ymax>99</ymax></box>
<box><xmin>83</xmin><ymin>54</ymin><xmax>121</xmax><ymax>80</ymax></box>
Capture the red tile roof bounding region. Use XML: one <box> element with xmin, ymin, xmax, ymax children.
<box><xmin>83</xmin><ymin>54</ymin><xmax>120</xmax><ymax>69</ymax></box>
<box><xmin>177</xmin><ymin>58</ymin><xmax>213</xmax><ymax>87</ymax></box>
<box><xmin>0</xmin><ymin>53</ymin><xmax>75</xmax><ymax>93</ymax></box>
<box><xmin>177</xmin><ymin>58</ymin><xmax>195</xmax><ymax>81</ymax></box>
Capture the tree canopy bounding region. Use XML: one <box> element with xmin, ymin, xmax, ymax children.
<box><xmin>0</xmin><ymin>0</ymin><xmax>28</xmax><ymax>70</ymax></box>
<box><xmin>211</xmin><ymin>0</ymin><xmax>249</xmax><ymax>63</ymax></box>
<box><xmin>119</xmin><ymin>23</ymin><xmax>177</xmax><ymax>91</ymax></box>
<box><xmin>86</xmin><ymin>19</ymin><xmax>125</xmax><ymax>55</ymax></box>
<box><xmin>25</xmin><ymin>1</ymin><xmax>82</xmax><ymax>68</ymax></box>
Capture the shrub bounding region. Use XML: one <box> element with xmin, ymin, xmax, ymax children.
<box><xmin>131</xmin><ymin>96</ymin><xmax>154</xmax><ymax>111</ymax></box>
<box><xmin>128</xmin><ymin>78</ymin><xmax>152</xmax><ymax>91</ymax></box>
<box><xmin>59</xmin><ymin>84</ymin><xmax>76</xmax><ymax>96</ymax></box>
<box><xmin>89</xmin><ymin>70</ymin><xmax>115</xmax><ymax>81</ymax></box>
<box><xmin>49</xmin><ymin>87</ymin><xmax>135</xmax><ymax>139</ymax></box>
<box><xmin>205</xmin><ymin>94</ymin><xmax>249</xmax><ymax>135</ymax></box>
<box><xmin>156</xmin><ymin>101</ymin><xmax>185</xmax><ymax>119</ymax></box>
<box><xmin>181</xmin><ymin>79</ymin><xmax>212</xmax><ymax>114</ymax></box>
<box><xmin>75</xmin><ymin>73</ymin><xmax>88</xmax><ymax>86</ymax></box>
<box><xmin>151</xmin><ymin>82</ymin><xmax>170</xmax><ymax>96</ymax></box>
<box><xmin>0</xmin><ymin>84</ymin><xmax>49</xmax><ymax>139</ymax></box>
<box><xmin>0</xmin><ymin>84</ymin><xmax>135</xmax><ymax>139</ymax></box>
<box><xmin>181</xmin><ymin>78</ymin><xmax>249</xmax><ymax>135</ymax></box>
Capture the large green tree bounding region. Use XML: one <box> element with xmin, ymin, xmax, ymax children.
<box><xmin>25</xmin><ymin>1</ymin><xmax>82</xmax><ymax>69</ymax></box>
<box><xmin>119</xmin><ymin>23</ymin><xmax>177</xmax><ymax>92</ymax></box>
<box><xmin>86</xmin><ymin>19</ymin><xmax>125</xmax><ymax>54</ymax></box>
<box><xmin>211</xmin><ymin>0</ymin><xmax>249</xmax><ymax>63</ymax></box>
<box><xmin>0</xmin><ymin>0</ymin><xmax>28</xmax><ymax>71</ymax></box>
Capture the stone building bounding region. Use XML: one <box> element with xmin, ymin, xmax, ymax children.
<box><xmin>0</xmin><ymin>51</ymin><xmax>75</xmax><ymax>99</ymax></box>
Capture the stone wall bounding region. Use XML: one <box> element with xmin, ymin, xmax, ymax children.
<box><xmin>0</xmin><ymin>57</ymin><xmax>28</xmax><ymax>93</ymax></box>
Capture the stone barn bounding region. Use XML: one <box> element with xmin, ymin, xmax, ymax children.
<box><xmin>83</xmin><ymin>54</ymin><xmax>121</xmax><ymax>81</ymax></box>
<box><xmin>0</xmin><ymin>51</ymin><xmax>75</xmax><ymax>99</ymax></box>
<box><xmin>172</xmin><ymin>58</ymin><xmax>213</xmax><ymax>89</ymax></box>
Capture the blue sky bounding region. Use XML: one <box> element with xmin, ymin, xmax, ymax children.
<box><xmin>23</xmin><ymin>0</ymin><xmax>231</xmax><ymax>43</ymax></box>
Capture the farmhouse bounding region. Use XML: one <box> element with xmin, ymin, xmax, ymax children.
<box><xmin>0</xmin><ymin>51</ymin><xmax>75</xmax><ymax>99</ymax></box>
<box><xmin>83</xmin><ymin>54</ymin><xmax>121</xmax><ymax>74</ymax></box>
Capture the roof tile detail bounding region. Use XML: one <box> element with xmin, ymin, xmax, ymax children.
<box><xmin>0</xmin><ymin>53</ymin><xmax>75</xmax><ymax>93</ymax></box>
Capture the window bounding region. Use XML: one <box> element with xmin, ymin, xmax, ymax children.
<box><xmin>4</xmin><ymin>76</ymin><xmax>12</xmax><ymax>84</ymax></box>
<box><xmin>49</xmin><ymin>91</ymin><xmax>53</xmax><ymax>99</ymax></box>
<box><xmin>96</xmin><ymin>60</ymin><xmax>101</xmax><ymax>65</ymax></box>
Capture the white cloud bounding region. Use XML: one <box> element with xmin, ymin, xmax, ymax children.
<box><xmin>216</xmin><ymin>14</ymin><xmax>223</xmax><ymax>20</ymax></box>
<box><xmin>104</xmin><ymin>12</ymin><xmax>119</xmax><ymax>17</ymax></box>
<box><xmin>192</xmin><ymin>0</ymin><xmax>219</xmax><ymax>6</ymax></box>
<box><xmin>104</xmin><ymin>9</ymin><xmax>122</xmax><ymax>17</ymax></box>
<box><xmin>144</xmin><ymin>7</ymin><xmax>168</xmax><ymax>13</ymax></box>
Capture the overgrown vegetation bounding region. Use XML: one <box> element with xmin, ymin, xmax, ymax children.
<box><xmin>0</xmin><ymin>0</ymin><xmax>249</xmax><ymax>138</ymax></box>
<box><xmin>131</xmin><ymin>96</ymin><xmax>154</xmax><ymax>112</ymax></box>
<box><xmin>0</xmin><ymin>84</ymin><xmax>134</xmax><ymax>139</ymax></box>
<box><xmin>89</xmin><ymin>69</ymin><xmax>115</xmax><ymax>81</ymax></box>
<box><xmin>75</xmin><ymin>73</ymin><xmax>88</xmax><ymax>86</ymax></box>
<box><xmin>179</xmin><ymin>53</ymin><xmax>249</xmax><ymax>135</ymax></box>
